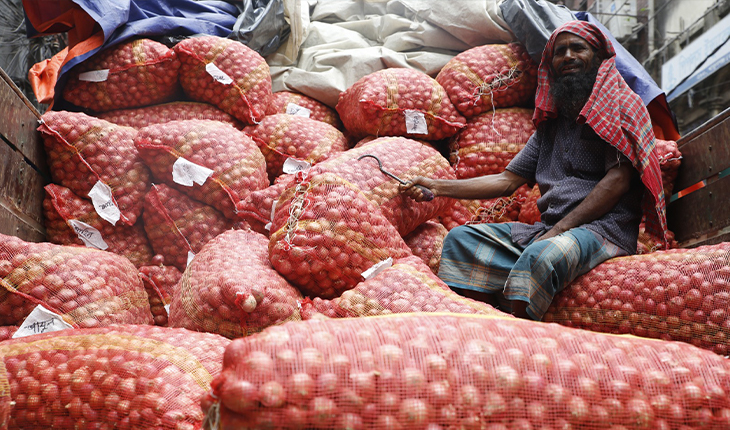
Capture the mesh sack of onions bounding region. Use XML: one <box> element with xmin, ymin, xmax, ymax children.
<box><xmin>269</xmin><ymin>171</ymin><xmax>413</xmax><ymax>299</ymax></box>
<box><xmin>39</xmin><ymin>111</ymin><xmax>150</xmax><ymax>226</ymax></box>
<box><xmin>544</xmin><ymin>242</ymin><xmax>730</xmax><ymax>356</ymax></box>
<box><xmin>313</xmin><ymin>137</ymin><xmax>456</xmax><ymax>236</ymax></box>
<box><xmin>142</xmin><ymin>183</ymin><xmax>231</xmax><ymax>271</ymax></box>
<box><xmin>301</xmin><ymin>255</ymin><xmax>505</xmax><ymax>319</ymax></box>
<box><xmin>450</xmin><ymin>108</ymin><xmax>535</xmax><ymax>179</ymax></box>
<box><xmin>97</xmin><ymin>101</ymin><xmax>242</xmax><ymax>129</ymax></box>
<box><xmin>135</xmin><ymin>119</ymin><xmax>268</xmax><ymax>219</ymax></box>
<box><xmin>0</xmin><ymin>233</ymin><xmax>153</xmax><ymax>329</ymax></box>
<box><xmin>43</xmin><ymin>184</ymin><xmax>153</xmax><ymax>268</ymax></box>
<box><xmin>637</xmin><ymin>221</ymin><xmax>679</xmax><ymax>254</ymax></box>
<box><xmin>656</xmin><ymin>138</ymin><xmax>682</xmax><ymax>198</ymax></box>
<box><xmin>62</xmin><ymin>38</ymin><xmax>181</xmax><ymax>113</ymax></box>
<box><xmin>336</xmin><ymin>68</ymin><xmax>466</xmax><ymax>141</ymax></box>
<box><xmin>0</xmin><ymin>326</ymin><xmax>17</xmax><ymax>342</ymax></box>
<box><xmin>517</xmin><ymin>184</ymin><xmax>541</xmax><ymax>225</ymax></box>
<box><xmin>402</xmin><ymin>221</ymin><xmax>449</xmax><ymax>274</ymax></box>
<box><xmin>438</xmin><ymin>184</ymin><xmax>531</xmax><ymax>230</ymax></box>
<box><xmin>206</xmin><ymin>312</ymin><xmax>730</xmax><ymax>430</ymax></box>
<box><xmin>436</xmin><ymin>43</ymin><xmax>538</xmax><ymax>118</ymax></box>
<box><xmin>243</xmin><ymin>114</ymin><xmax>348</xmax><ymax>182</ymax></box>
<box><xmin>235</xmin><ymin>179</ymin><xmax>292</xmax><ymax>236</ymax></box>
<box><xmin>168</xmin><ymin>229</ymin><xmax>302</xmax><ymax>339</ymax></box>
<box><xmin>139</xmin><ymin>263</ymin><xmax>182</xmax><ymax>326</ymax></box>
<box><xmin>174</xmin><ymin>35</ymin><xmax>273</xmax><ymax>125</ymax></box>
<box><xmin>0</xmin><ymin>325</ymin><xmax>229</xmax><ymax>430</ymax></box>
<box><xmin>271</xmin><ymin>91</ymin><xmax>343</xmax><ymax>130</ymax></box>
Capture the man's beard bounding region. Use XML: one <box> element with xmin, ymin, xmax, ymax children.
<box><xmin>550</xmin><ymin>57</ymin><xmax>601</xmax><ymax>119</ymax></box>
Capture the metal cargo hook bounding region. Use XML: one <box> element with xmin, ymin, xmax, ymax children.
<box><xmin>357</xmin><ymin>154</ymin><xmax>434</xmax><ymax>201</ymax></box>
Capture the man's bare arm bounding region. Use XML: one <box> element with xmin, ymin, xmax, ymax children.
<box><xmin>537</xmin><ymin>162</ymin><xmax>634</xmax><ymax>241</ymax></box>
<box><xmin>399</xmin><ymin>170</ymin><xmax>530</xmax><ymax>202</ymax></box>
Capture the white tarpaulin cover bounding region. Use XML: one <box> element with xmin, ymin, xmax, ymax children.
<box><xmin>267</xmin><ymin>0</ymin><xmax>515</xmax><ymax>107</ymax></box>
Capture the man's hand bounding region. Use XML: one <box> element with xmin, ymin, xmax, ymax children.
<box><xmin>534</xmin><ymin>224</ymin><xmax>568</xmax><ymax>242</ymax></box>
<box><xmin>399</xmin><ymin>177</ymin><xmax>437</xmax><ymax>202</ymax></box>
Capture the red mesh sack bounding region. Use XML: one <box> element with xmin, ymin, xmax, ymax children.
<box><xmin>271</xmin><ymin>91</ymin><xmax>343</xmax><ymax>130</ymax></box>
<box><xmin>436</xmin><ymin>43</ymin><xmax>538</xmax><ymax>118</ymax></box>
<box><xmin>302</xmin><ymin>255</ymin><xmax>505</xmax><ymax>318</ymax></box>
<box><xmin>439</xmin><ymin>184</ymin><xmax>531</xmax><ymax>230</ymax></box>
<box><xmin>235</xmin><ymin>179</ymin><xmax>292</xmax><ymax>236</ymax></box>
<box><xmin>97</xmin><ymin>101</ymin><xmax>242</xmax><ymax>129</ymax></box>
<box><xmin>39</xmin><ymin>111</ymin><xmax>151</xmax><ymax>226</ymax></box>
<box><xmin>0</xmin><ymin>233</ymin><xmax>153</xmax><ymax>328</ymax></box>
<box><xmin>269</xmin><ymin>171</ymin><xmax>413</xmax><ymax>299</ymax></box>
<box><xmin>62</xmin><ymin>38</ymin><xmax>181</xmax><ymax>112</ymax></box>
<box><xmin>142</xmin><ymin>183</ymin><xmax>231</xmax><ymax>271</ymax></box>
<box><xmin>637</xmin><ymin>220</ymin><xmax>679</xmax><ymax>255</ymax></box>
<box><xmin>243</xmin><ymin>114</ymin><xmax>348</xmax><ymax>182</ymax></box>
<box><xmin>403</xmin><ymin>221</ymin><xmax>449</xmax><ymax>274</ymax></box>
<box><xmin>207</xmin><ymin>312</ymin><xmax>730</xmax><ymax>429</ymax></box>
<box><xmin>43</xmin><ymin>184</ymin><xmax>154</xmax><ymax>268</ymax></box>
<box><xmin>517</xmin><ymin>184</ymin><xmax>542</xmax><ymax>225</ymax></box>
<box><xmin>135</xmin><ymin>119</ymin><xmax>268</xmax><ymax>219</ymax></box>
<box><xmin>656</xmin><ymin>138</ymin><xmax>682</xmax><ymax>198</ymax></box>
<box><xmin>451</xmin><ymin>108</ymin><xmax>535</xmax><ymax>179</ymax></box>
<box><xmin>336</xmin><ymin>68</ymin><xmax>466</xmax><ymax>141</ymax></box>
<box><xmin>168</xmin><ymin>229</ymin><xmax>302</xmax><ymax>339</ymax></box>
<box><xmin>0</xmin><ymin>324</ymin><xmax>229</xmax><ymax>429</ymax></box>
<box><xmin>139</xmin><ymin>263</ymin><xmax>182</xmax><ymax>326</ymax></box>
<box><xmin>174</xmin><ymin>35</ymin><xmax>273</xmax><ymax>125</ymax></box>
<box><xmin>544</xmin><ymin>242</ymin><xmax>730</xmax><ymax>356</ymax></box>
<box><xmin>313</xmin><ymin>137</ymin><xmax>456</xmax><ymax>236</ymax></box>
<box><xmin>0</xmin><ymin>326</ymin><xmax>17</xmax><ymax>341</ymax></box>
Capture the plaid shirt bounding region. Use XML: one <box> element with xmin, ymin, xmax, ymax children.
<box><xmin>532</xmin><ymin>21</ymin><xmax>668</xmax><ymax>247</ymax></box>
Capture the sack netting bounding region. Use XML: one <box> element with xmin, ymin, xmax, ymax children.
<box><xmin>439</xmin><ymin>184</ymin><xmax>531</xmax><ymax>230</ymax></box>
<box><xmin>436</xmin><ymin>43</ymin><xmax>538</xmax><ymax>118</ymax></box>
<box><xmin>313</xmin><ymin>137</ymin><xmax>456</xmax><ymax>236</ymax></box>
<box><xmin>402</xmin><ymin>220</ymin><xmax>449</xmax><ymax>274</ymax></box>
<box><xmin>62</xmin><ymin>38</ymin><xmax>181</xmax><ymax>113</ymax></box>
<box><xmin>142</xmin><ymin>183</ymin><xmax>231</xmax><ymax>271</ymax></box>
<box><xmin>243</xmin><ymin>114</ymin><xmax>348</xmax><ymax>183</ymax></box>
<box><xmin>135</xmin><ymin>119</ymin><xmax>268</xmax><ymax>219</ymax></box>
<box><xmin>97</xmin><ymin>101</ymin><xmax>242</xmax><ymax>130</ymax></box>
<box><xmin>450</xmin><ymin>108</ymin><xmax>535</xmax><ymax>179</ymax></box>
<box><xmin>0</xmin><ymin>233</ymin><xmax>152</xmax><ymax>329</ymax></box>
<box><xmin>271</xmin><ymin>91</ymin><xmax>343</xmax><ymax>130</ymax></box>
<box><xmin>39</xmin><ymin>111</ymin><xmax>151</xmax><ymax>226</ymax></box>
<box><xmin>206</xmin><ymin>312</ymin><xmax>730</xmax><ymax>429</ymax></box>
<box><xmin>0</xmin><ymin>324</ymin><xmax>229</xmax><ymax>429</ymax></box>
<box><xmin>301</xmin><ymin>256</ymin><xmax>505</xmax><ymax>319</ymax></box>
<box><xmin>336</xmin><ymin>68</ymin><xmax>466</xmax><ymax>141</ymax></box>
<box><xmin>269</xmin><ymin>171</ymin><xmax>413</xmax><ymax>299</ymax></box>
<box><xmin>517</xmin><ymin>183</ymin><xmax>542</xmax><ymax>225</ymax></box>
<box><xmin>545</xmin><ymin>242</ymin><xmax>730</xmax><ymax>356</ymax></box>
<box><xmin>139</xmin><ymin>263</ymin><xmax>182</xmax><ymax>327</ymax></box>
<box><xmin>235</xmin><ymin>179</ymin><xmax>291</xmax><ymax>237</ymax></box>
<box><xmin>657</xmin><ymin>138</ymin><xmax>682</xmax><ymax>199</ymax></box>
<box><xmin>174</xmin><ymin>35</ymin><xmax>273</xmax><ymax>125</ymax></box>
<box><xmin>169</xmin><ymin>229</ymin><xmax>302</xmax><ymax>339</ymax></box>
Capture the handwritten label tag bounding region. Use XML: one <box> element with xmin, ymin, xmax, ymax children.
<box><xmin>362</xmin><ymin>257</ymin><xmax>393</xmax><ymax>280</ymax></box>
<box><xmin>187</xmin><ymin>251</ymin><xmax>196</xmax><ymax>267</ymax></box>
<box><xmin>68</xmin><ymin>219</ymin><xmax>108</xmax><ymax>250</ymax></box>
<box><xmin>205</xmin><ymin>63</ymin><xmax>233</xmax><ymax>85</ymax></box>
<box><xmin>172</xmin><ymin>157</ymin><xmax>214</xmax><ymax>187</ymax></box>
<box><xmin>286</xmin><ymin>103</ymin><xmax>311</xmax><ymax>118</ymax></box>
<box><xmin>404</xmin><ymin>110</ymin><xmax>428</xmax><ymax>135</ymax></box>
<box><xmin>13</xmin><ymin>305</ymin><xmax>73</xmax><ymax>338</ymax></box>
<box><xmin>88</xmin><ymin>181</ymin><xmax>121</xmax><ymax>226</ymax></box>
<box><xmin>283</xmin><ymin>158</ymin><xmax>311</xmax><ymax>174</ymax></box>
<box><xmin>78</xmin><ymin>69</ymin><xmax>110</xmax><ymax>82</ymax></box>
<box><xmin>164</xmin><ymin>304</ymin><xmax>171</xmax><ymax>315</ymax></box>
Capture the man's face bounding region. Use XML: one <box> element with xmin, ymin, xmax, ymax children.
<box><xmin>551</xmin><ymin>33</ymin><xmax>596</xmax><ymax>78</ymax></box>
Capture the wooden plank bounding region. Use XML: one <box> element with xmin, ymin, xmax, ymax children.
<box><xmin>673</xmin><ymin>106</ymin><xmax>730</xmax><ymax>191</ymax></box>
<box><xmin>667</xmin><ymin>175</ymin><xmax>730</xmax><ymax>247</ymax></box>
<box><xmin>0</xmin><ymin>67</ymin><xmax>44</xmax><ymax>169</ymax></box>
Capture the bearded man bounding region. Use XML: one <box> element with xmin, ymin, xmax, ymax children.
<box><xmin>400</xmin><ymin>21</ymin><xmax>668</xmax><ymax>320</ymax></box>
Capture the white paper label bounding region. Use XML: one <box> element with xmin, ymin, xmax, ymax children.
<box><xmin>164</xmin><ymin>304</ymin><xmax>171</xmax><ymax>315</ymax></box>
<box><xmin>68</xmin><ymin>219</ymin><xmax>108</xmax><ymax>250</ymax></box>
<box><xmin>78</xmin><ymin>69</ymin><xmax>110</xmax><ymax>82</ymax></box>
<box><xmin>172</xmin><ymin>157</ymin><xmax>214</xmax><ymax>187</ymax></box>
<box><xmin>206</xmin><ymin>63</ymin><xmax>233</xmax><ymax>85</ymax></box>
<box><xmin>88</xmin><ymin>181</ymin><xmax>121</xmax><ymax>226</ymax></box>
<box><xmin>286</xmin><ymin>103</ymin><xmax>311</xmax><ymax>118</ymax></box>
<box><xmin>187</xmin><ymin>251</ymin><xmax>196</xmax><ymax>266</ymax></box>
<box><xmin>405</xmin><ymin>110</ymin><xmax>428</xmax><ymax>135</ymax></box>
<box><xmin>283</xmin><ymin>158</ymin><xmax>311</xmax><ymax>174</ymax></box>
<box><xmin>13</xmin><ymin>305</ymin><xmax>73</xmax><ymax>338</ymax></box>
<box><xmin>361</xmin><ymin>257</ymin><xmax>393</xmax><ymax>280</ymax></box>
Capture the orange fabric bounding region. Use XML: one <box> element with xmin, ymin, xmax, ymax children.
<box><xmin>28</xmin><ymin>48</ymin><xmax>66</xmax><ymax>105</ymax></box>
<box><xmin>648</xmin><ymin>99</ymin><xmax>681</xmax><ymax>141</ymax></box>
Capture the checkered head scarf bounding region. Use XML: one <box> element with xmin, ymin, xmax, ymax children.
<box><xmin>534</xmin><ymin>20</ymin><xmax>668</xmax><ymax>247</ymax></box>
